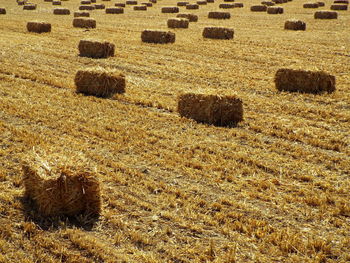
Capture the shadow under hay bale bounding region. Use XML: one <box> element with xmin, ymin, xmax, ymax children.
<box><xmin>331</xmin><ymin>4</ymin><xmax>348</xmax><ymax>10</ymax></box>
<box><xmin>208</xmin><ymin>11</ymin><xmax>231</xmax><ymax>19</ymax></box>
<box><xmin>74</xmin><ymin>11</ymin><xmax>90</xmax><ymax>17</ymax></box>
<box><xmin>314</xmin><ymin>10</ymin><xmax>338</xmax><ymax>18</ymax></box>
<box><xmin>79</xmin><ymin>5</ymin><xmax>95</xmax><ymax>10</ymax></box>
<box><xmin>303</xmin><ymin>2</ymin><xmax>319</xmax><ymax>8</ymax></box>
<box><xmin>267</xmin><ymin>6</ymin><xmax>283</xmax><ymax>13</ymax></box>
<box><xmin>73</xmin><ymin>18</ymin><xmax>96</xmax><ymax>28</ymax></box>
<box><xmin>106</xmin><ymin>7</ymin><xmax>124</xmax><ymax>13</ymax></box>
<box><xmin>141</xmin><ymin>30</ymin><xmax>175</xmax><ymax>44</ymax></box>
<box><xmin>27</xmin><ymin>21</ymin><xmax>51</xmax><ymax>33</ymax></box>
<box><xmin>251</xmin><ymin>5</ymin><xmax>267</xmax><ymax>11</ymax></box>
<box><xmin>0</xmin><ymin>8</ymin><xmax>6</xmax><ymax>14</ymax></box>
<box><xmin>53</xmin><ymin>8</ymin><xmax>70</xmax><ymax>15</ymax></box>
<box><xmin>178</xmin><ymin>93</ymin><xmax>243</xmax><ymax>127</ymax></box>
<box><xmin>177</xmin><ymin>13</ymin><xmax>198</xmax><ymax>22</ymax></box>
<box><xmin>284</xmin><ymin>19</ymin><xmax>306</xmax><ymax>30</ymax></box>
<box><xmin>134</xmin><ymin>5</ymin><xmax>147</xmax><ymax>10</ymax></box>
<box><xmin>219</xmin><ymin>3</ymin><xmax>235</xmax><ymax>8</ymax></box>
<box><xmin>75</xmin><ymin>68</ymin><xmax>125</xmax><ymax>97</ymax></box>
<box><xmin>186</xmin><ymin>4</ymin><xmax>199</xmax><ymax>9</ymax></box>
<box><xmin>22</xmin><ymin>164</ymin><xmax>101</xmax><ymax>217</ymax></box>
<box><xmin>275</xmin><ymin>68</ymin><xmax>336</xmax><ymax>94</ymax></box>
<box><xmin>162</xmin><ymin>6</ymin><xmax>179</xmax><ymax>13</ymax></box>
<box><xmin>23</xmin><ymin>4</ymin><xmax>37</xmax><ymax>10</ymax></box>
<box><xmin>203</xmin><ymin>27</ymin><xmax>234</xmax><ymax>39</ymax></box>
<box><xmin>167</xmin><ymin>18</ymin><xmax>189</xmax><ymax>28</ymax></box>
<box><xmin>78</xmin><ymin>39</ymin><xmax>115</xmax><ymax>58</ymax></box>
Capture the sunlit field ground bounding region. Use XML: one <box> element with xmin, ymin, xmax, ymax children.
<box><xmin>0</xmin><ymin>0</ymin><xmax>349</xmax><ymax>262</ymax></box>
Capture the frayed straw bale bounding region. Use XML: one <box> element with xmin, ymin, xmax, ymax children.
<box><xmin>78</xmin><ymin>39</ymin><xmax>115</xmax><ymax>58</ymax></box>
<box><xmin>314</xmin><ymin>10</ymin><xmax>337</xmax><ymax>18</ymax></box>
<box><xmin>177</xmin><ymin>1</ymin><xmax>189</xmax><ymax>6</ymax></box>
<box><xmin>27</xmin><ymin>21</ymin><xmax>51</xmax><ymax>33</ymax></box>
<box><xmin>275</xmin><ymin>68</ymin><xmax>336</xmax><ymax>93</ymax></box>
<box><xmin>141</xmin><ymin>30</ymin><xmax>175</xmax><ymax>44</ymax></box>
<box><xmin>115</xmin><ymin>3</ymin><xmax>126</xmax><ymax>7</ymax></box>
<box><xmin>79</xmin><ymin>5</ymin><xmax>95</xmax><ymax>10</ymax></box>
<box><xmin>334</xmin><ymin>0</ymin><xmax>348</xmax><ymax>3</ymax></box>
<box><xmin>142</xmin><ymin>2</ymin><xmax>152</xmax><ymax>7</ymax></box>
<box><xmin>22</xmin><ymin>162</ymin><xmax>101</xmax><ymax>217</ymax></box>
<box><xmin>251</xmin><ymin>5</ymin><xmax>267</xmax><ymax>11</ymax></box>
<box><xmin>106</xmin><ymin>7</ymin><xmax>124</xmax><ymax>13</ymax></box>
<box><xmin>53</xmin><ymin>8</ymin><xmax>70</xmax><ymax>15</ymax></box>
<box><xmin>262</xmin><ymin>1</ymin><xmax>275</xmax><ymax>6</ymax></box>
<box><xmin>23</xmin><ymin>4</ymin><xmax>37</xmax><ymax>10</ymax></box>
<box><xmin>74</xmin><ymin>11</ymin><xmax>90</xmax><ymax>17</ymax></box>
<box><xmin>162</xmin><ymin>6</ymin><xmax>179</xmax><ymax>13</ymax></box>
<box><xmin>95</xmin><ymin>4</ymin><xmax>105</xmax><ymax>9</ymax></box>
<box><xmin>208</xmin><ymin>11</ymin><xmax>231</xmax><ymax>19</ymax></box>
<box><xmin>126</xmin><ymin>0</ymin><xmax>137</xmax><ymax>4</ymax></box>
<box><xmin>52</xmin><ymin>1</ymin><xmax>61</xmax><ymax>5</ymax></box>
<box><xmin>267</xmin><ymin>6</ymin><xmax>283</xmax><ymax>13</ymax></box>
<box><xmin>331</xmin><ymin>4</ymin><xmax>348</xmax><ymax>9</ymax></box>
<box><xmin>177</xmin><ymin>13</ymin><xmax>198</xmax><ymax>22</ymax></box>
<box><xmin>197</xmin><ymin>1</ymin><xmax>207</xmax><ymax>5</ymax></box>
<box><xmin>284</xmin><ymin>19</ymin><xmax>306</xmax><ymax>30</ymax></box>
<box><xmin>73</xmin><ymin>18</ymin><xmax>96</xmax><ymax>28</ymax></box>
<box><xmin>303</xmin><ymin>2</ymin><xmax>319</xmax><ymax>8</ymax></box>
<box><xmin>75</xmin><ymin>68</ymin><xmax>125</xmax><ymax>97</ymax></box>
<box><xmin>317</xmin><ymin>1</ymin><xmax>325</xmax><ymax>6</ymax></box>
<box><xmin>203</xmin><ymin>27</ymin><xmax>234</xmax><ymax>39</ymax></box>
<box><xmin>219</xmin><ymin>3</ymin><xmax>235</xmax><ymax>8</ymax></box>
<box><xmin>0</xmin><ymin>8</ymin><xmax>6</xmax><ymax>14</ymax></box>
<box><xmin>234</xmin><ymin>3</ymin><xmax>243</xmax><ymax>7</ymax></box>
<box><xmin>81</xmin><ymin>0</ymin><xmax>91</xmax><ymax>4</ymax></box>
<box><xmin>178</xmin><ymin>93</ymin><xmax>243</xmax><ymax>126</ymax></box>
<box><xmin>186</xmin><ymin>4</ymin><xmax>199</xmax><ymax>9</ymax></box>
<box><xmin>134</xmin><ymin>5</ymin><xmax>147</xmax><ymax>10</ymax></box>
<box><xmin>167</xmin><ymin>18</ymin><xmax>189</xmax><ymax>28</ymax></box>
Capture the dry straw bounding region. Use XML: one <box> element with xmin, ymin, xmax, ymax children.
<box><xmin>134</xmin><ymin>5</ymin><xmax>147</xmax><ymax>10</ymax></box>
<box><xmin>79</xmin><ymin>5</ymin><xmax>95</xmax><ymax>10</ymax></box>
<box><xmin>219</xmin><ymin>3</ymin><xmax>235</xmax><ymax>8</ymax></box>
<box><xmin>162</xmin><ymin>6</ymin><xmax>179</xmax><ymax>13</ymax></box>
<box><xmin>284</xmin><ymin>19</ymin><xmax>306</xmax><ymax>30</ymax></box>
<box><xmin>330</xmin><ymin>4</ymin><xmax>348</xmax><ymax>10</ymax></box>
<box><xmin>197</xmin><ymin>1</ymin><xmax>207</xmax><ymax>5</ymax></box>
<box><xmin>74</xmin><ymin>11</ymin><xmax>90</xmax><ymax>17</ymax></box>
<box><xmin>75</xmin><ymin>67</ymin><xmax>126</xmax><ymax>97</ymax></box>
<box><xmin>53</xmin><ymin>8</ymin><xmax>70</xmax><ymax>15</ymax></box>
<box><xmin>333</xmin><ymin>0</ymin><xmax>348</xmax><ymax>3</ymax></box>
<box><xmin>78</xmin><ymin>39</ymin><xmax>115</xmax><ymax>58</ymax></box>
<box><xmin>27</xmin><ymin>21</ymin><xmax>51</xmax><ymax>33</ymax></box>
<box><xmin>18</xmin><ymin>1</ymin><xmax>26</xmax><ymax>5</ymax></box>
<box><xmin>23</xmin><ymin>4</ymin><xmax>37</xmax><ymax>10</ymax></box>
<box><xmin>167</xmin><ymin>18</ymin><xmax>189</xmax><ymax>28</ymax></box>
<box><xmin>95</xmin><ymin>4</ymin><xmax>105</xmax><ymax>9</ymax></box>
<box><xmin>106</xmin><ymin>7</ymin><xmax>124</xmax><ymax>13</ymax></box>
<box><xmin>52</xmin><ymin>1</ymin><xmax>62</xmax><ymax>5</ymax></box>
<box><xmin>115</xmin><ymin>3</ymin><xmax>126</xmax><ymax>7</ymax></box>
<box><xmin>317</xmin><ymin>1</ymin><xmax>325</xmax><ymax>6</ymax></box>
<box><xmin>234</xmin><ymin>3</ymin><xmax>244</xmax><ymax>7</ymax></box>
<box><xmin>177</xmin><ymin>1</ymin><xmax>189</xmax><ymax>6</ymax></box>
<box><xmin>178</xmin><ymin>93</ymin><xmax>243</xmax><ymax>126</ymax></box>
<box><xmin>267</xmin><ymin>6</ymin><xmax>283</xmax><ymax>13</ymax></box>
<box><xmin>0</xmin><ymin>8</ymin><xmax>6</xmax><ymax>14</ymax></box>
<box><xmin>303</xmin><ymin>3</ymin><xmax>319</xmax><ymax>8</ymax></box>
<box><xmin>314</xmin><ymin>10</ymin><xmax>338</xmax><ymax>19</ymax></box>
<box><xmin>186</xmin><ymin>4</ymin><xmax>199</xmax><ymax>9</ymax></box>
<box><xmin>142</xmin><ymin>2</ymin><xmax>152</xmax><ymax>7</ymax></box>
<box><xmin>177</xmin><ymin>13</ymin><xmax>198</xmax><ymax>22</ymax></box>
<box><xmin>141</xmin><ymin>30</ymin><xmax>176</xmax><ymax>44</ymax></box>
<box><xmin>251</xmin><ymin>5</ymin><xmax>267</xmax><ymax>11</ymax></box>
<box><xmin>262</xmin><ymin>1</ymin><xmax>275</xmax><ymax>5</ymax></box>
<box><xmin>207</xmin><ymin>0</ymin><xmax>214</xmax><ymax>2</ymax></box>
<box><xmin>150</xmin><ymin>0</ymin><xmax>157</xmax><ymax>3</ymax></box>
<box><xmin>81</xmin><ymin>0</ymin><xmax>91</xmax><ymax>4</ymax></box>
<box><xmin>208</xmin><ymin>11</ymin><xmax>231</xmax><ymax>19</ymax></box>
<box><xmin>275</xmin><ymin>68</ymin><xmax>336</xmax><ymax>94</ymax></box>
<box><xmin>126</xmin><ymin>0</ymin><xmax>138</xmax><ymax>4</ymax></box>
<box><xmin>203</xmin><ymin>27</ymin><xmax>234</xmax><ymax>39</ymax></box>
<box><xmin>73</xmin><ymin>18</ymin><xmax>96</xmax><ymax>28</ymax></box>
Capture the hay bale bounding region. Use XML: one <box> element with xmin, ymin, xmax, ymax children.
<box><xmin>73</xmin><ymin>18</ymin><xmax>96</xmax><ymax>28</ymax></box>
<box><xmin>197</xmin><ymin>1</ymin><xmax>207</xmax><ymax>5</ymax></box>
<box><xmin>333</xmin><ymin>0</ymin><xmax>348</xmax><ymax>3</ymax></box>
<box><xmin>303</xmin><ymin>2</ymin><xmax>319</xmax><ymax>8</ymax></box>
<box><xmin>95</xmin><ymin>4</ymin><xmax>105</xmax><ymax>9</ymax></box>
<box><xmin>234</xmin><ymin>3</ymin><xmax>244</xmax><ymax>7</ymax></box>
<box><xmin>0</xmin><ymin>8</ymin><xmax>6</xmax><ymax>14</ymax></box>
<box><xmin>167</xmin><ymin>18</ymin><xmax>189</xmax><ymax>28</ymax></box>
<box><xmin>74</xmin><ymin>11</ymin><xmax>90</xmax><ymax>17</ymax></box>
<box><xmin>251</xmin><ymin>5</ymin><xmax>267</xmax><ymax>11</ymax></box>
<box><xmin>262</xmin><ymin>1</ymin><xmax>275</xmax><ymax>6</ymax></box>
<box><xmin>53</xmin><ymin>8</ymin><xmax>70</xmax><ymax>15</ymax></box>
<box><xmin>162</xmin><ymin>6</ymin><xmax>179</xmax><ymax>13</ymax></box>
<box><xmin>44</xmin><ymin>0</ymin><xmax>53</xmax><ymax>2</ymax></box>
<box><xmin>208</xmin><ymin>11</ymin><xmax>231</xmax><ymax>19</ymax></box>
<box><xmin>18</xmin><ymin>1</ymin><xmax>26</xmax><ymax>5</ymax></box>
<box><xmin>317</xmin><ymin>1</ymin><xmax>325</xmax><ymax>6</ymax></box>
<box><xmin>207</xmin><ymin>0</ymin><xmax>215</xmax><ymax>3</ymax></box>
<box><xmin>78</xmin><ymin>39</ymin><xmax>115</xmax><ymax>58</ymax></box>
<box><xmin>81</xmin><ymin>0</ymin><xmax>91</xmax><ymax>4</ymax></box>
<box><xmin>224</xmin><ymin>0</ymin><xmax>235</xmax><ymax>2</ymax></box>
<box><xmin>275</xmin><ymin>69</ymin><xmax>336</xmax><ymax>93</ymax></box>
<box><xmin>52</xmin><ymin>1</ymin><xmax>61</xmax><ymax>5</ymax></box>
<box><xmin>284</xmin><ymin>19</ymin><xmax>306</xmax><ymax>30</ymax></box>
<box><xmin>75</xmin><ymin>67</ymin><xmax>125</xmax><ymax>97</ymax></box>
<box><xmin>149</xmin><ymin>0</ymin><xmax>156</xmax><ymax>3</ymax></box>
<box><xmin>22</xmin><ymin>163</ymin><xmax>101</xmax><ymax>217</ymax></box>
<box><xmin>23</xmin><ymin>4</ymin><xmax>37</xmax><ymax>10</ymax></box>
<box><xmin>177</xmin><ymin>1</ymin><xmax>189</xmax><ymax>6</ymax></box>
<box><xmin>219</xmin><ymin>3</ymin><xmax>235</xmax><ymax>8</ymax></box>
<box><xmin>27</xmin><ymin>21</ymin><xmax>51</xmax><ymax>33</ymax></box>
<box><xmin>178</xmin><ymin>93</ymin><xmax>243</xmax><ymax>126</ymax></box>
<box><xmin>105</xmin><ymin>7</ymin><xmax>124</xmax><ymax>13</ymax></box>
<box><xmin>79</xmin><ymin>5</ymin><xmax>95</xmax><ymax>10</ymax></box>
<box><xmin>267</xmin><ymin>6</ymin><xmax>283</xmax><ymax>13</ymax></box>
<box><xmin>314</xmin><ymin>10</ymin><xmax>338</xmax><ymax>18</ymax></box>
<box><xmin>91</xmin><ymin>0</ymin><xmax>96</xmax><ymax>2</ymax></box>
<box><xmin>142</xmin><ymin>2</ymin><xmax>152</xmax><ymax>7</ymax></box>
<box><xmin>141</xmin><ymin>30</ymin><xmax>175</xmax><ymax>44</ymax></box>
<box><xmin>126</xmin><ymin>0</ymin><xmax>137</xmax><ymax>4</ymax></box>
<box><xmin>186</xmin><ymin>4</ymin><xmax>199</xmax><ymax>9</ymax></box>
<box><xmin>177</xmin><ymin>13</ymin><xmax>198</xmax><ymax>22</ymax></box>
<box><xmin>331</xmin><ymin>4</ymin><xmax>348</xmax><ymax>9</ymax></box>
<box><xmin>203</xmin><ymin>27</ymin><xmax>234</xmax><ymax>39</ymax></box>
<box><xmin>134</xmin><ymin>5</ymin><xmax>147</xmax><ymax>10</ymax></box>
<box><xmin>115</xmin><ymin>3</ymin><xmax>126</xmax><ymax>7</ymax></box>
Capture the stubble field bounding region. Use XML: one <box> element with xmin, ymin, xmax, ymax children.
<box><xmin>0</xmin><ymin>0</ymin><xmax>349</xmax><ymax>262</ymax></box>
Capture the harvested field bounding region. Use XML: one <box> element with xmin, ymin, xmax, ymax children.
<box><xmin>0</xmin><ymin>0</ymin><xmax>349</xmax><ymax>262</ymax></box>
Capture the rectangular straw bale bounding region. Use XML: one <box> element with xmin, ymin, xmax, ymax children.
<box><xmin>79</xmin><ymin>5</ymin><xmax>95</xmax><ymax>10</ymax></box>
<box><xmin>275</xmin><ymin>68</ymin><xmax>336</xmax><ymax>93</ymax></box>
<box><xmin>74</xmin><ymin>11</ymin><xmax>90</xmax><ymax>17</ymax></box>
<box><xmin>0</xmin><ymin>8</ymin><xmax>6</xmax><ymax>14</ymax></box>
<box><xmin>203</xmin><ymin>27</ymin><xmax>234</xmax><ymax>39</ymax></box>
<box><xmin>53</xmin><ymin>8</ymin><xmax>70</xmax><ymax>15</ymax></box>
<box><xmin>106</xmin><ymin>7</ymin><xmax>124</xmax><ymax>13</ymax></box>
<box><xmin>234</xmin><ymin>3</ymin><xmax>244</xmax><ymax>7</ymax></box>
<box><xmin>141</xmin><ymin>30</ymin><xmax>175</xmax><ymax>44</ymax></box>
<box><xmin>177</xmin><ymin>1</ymin><xmax>189</xmax><ymax>6</ymax></box>
<box><xmin>177</xmin><ymin>13</ymin><xmax>198</xmax><ymax>22</ymax></box>
<box><xmin>224</xmin><ymin>0</ymin><xmax>235</xmax><ymax>2</ymax></box>
<box><xmin>142</xmin><ymin>2</ymin><xmax>152</xmax><ymax>6</ymax></box>
<box><xmin>78</xmin><ymin>39</ymin><xmax>115</xmax><ymax>58</ymax></box>
<box><xmin>81</xmin><ymin>0</ymin><xmax>91</xmax><ymax>4</ymax></box>
<box><xmin>317</xmin><ymin>1</ymin><xmax>325</xmax><ymax>6</ymax></box>
<box><xmin>197</xmin><ymin>1</ymin><xmax>207</xmax><ymax>4</ymax></box>
<box><xmin>284</xmin><ymin>19</ymin><xmax>306</xmax><ymax>30</ymax></box>
<box><xmin>52</xmin><ymin>1</ymin><xmax>61</xmax><ymax>5</ymax></box>
<box><xmin>250</xmin><ymin>5</ymin><xmax>267</xmax><ymax>11</ymax></box>
<box><xmin>167</xmin><ymin>18</ymin><xmax>189</xmax><ymax>28</ymax></box>
<box><xmin>18</xmin><ymin>1</ymin><xmax>26</xmax><ymax>5</ymax></box>
<box><xmin>330</xmin><ymin>4</ymin><xmax>348</xmax><ymax>9</ymax></box>
<box><xmin>126</xmin><ymin>0</ymin><xmax>138</xmax><ymax>4</ymax></box>
<box><xmin>134</xmin><ymin>5</ymin><xmax>147</xmax><ymax>10</ymax></box>
<box><xmin>150</xmin><ymin>0</ymin><xmax>157</xmax><ymax>3</ymax></box>
<box><xmin>207</xmin><ymin>0</ymin><xmax>215</xmax><ymax>2</ymax></box>
<box><xmin>162</xmin><ymin>6</ymin><xmax>179</xmax><ymax>13</ymax></box>
<box><xmin>115</xmin><ymin>3</ymin><xmax>126</xmax><ymax>7</ymax></box>
<box><xmin>44</xmin><ymin>0</ymin><xmax>53</xmax><ymax>2</ymax></box>
<box><xmin>314</xmin><ymin>10</ymin><xmax>338</xmax><ymax>18</ymax></box>
<box><xmin>262</xmin><ymin>1</ymin><xmax>275</xmax><ymax>6</ymax></box>
<box><xmin>186</xmin><ymin>4</ymin><xmax>199</xmax><ymax>9</ymax></box>
<box><xmin>208</xmin><ymin>11</ymin><xmax>231</xmax><ymax>19</ymax></box>
<box><xmin>23</xmin><ymin>4</ymin><xmax>37</xmax><ymax>10</ymax></box>
<box><xmin>219</xmin><ymin>3</ymin><xmax>235</xmax><ymax>8</ymax></box>
<box><xmin>267</xmin><ymin>6</ymin><xmax>283</xmax><ymax>13</ymax></box>
<box><xmin>27</xmin><ymin>21</ymin><xmax>51</xmax><ymax>33</ymax></box>
<box><xmin>333</xmin><ymin>0</ymin><xmax>348</xmax><ymax>3</ymax></box>
<box><xmin>95</xmin><ymin>4</ymin><xmax>105</xmax><ymax>9</ymax></box>
<box><xmin>303</xmin><ymin>2</ymin><xmax>319</xmax><ymax>8</ymax></box>
<box><xmin>178</xmin><ymin>93</ymin><xmax>243</xmax><ymax>126</ymax></box>
<box><xmin>75</xmin><ymin>67</ymin><xmax>125</xmax><ymax>97</ymax></box>
<box><xmin>73</xmin><ymin>18</ymin><xmax>96</xmax><ymax>28</ymax></box>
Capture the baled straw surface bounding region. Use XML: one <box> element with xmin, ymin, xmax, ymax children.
<box><xmin>141</xmin><ymin>30</ymin><xmax>176</xmax><ymax>44</ymax></box>
<box><xmin>177</xmin><ymin>1</ymin><xmax>189</xmax><ymax>6</ymax></box>
<box><xmin>106</xmin><ymin>7</ymin><xmax>124</xmax><ymax>13</ymax></box>
<box><xmin>74</xmin><ymin>11</ymin><xmax>90</xmax><ymax>17</ymax></box>
<box><xmin>267</xmin><ymin>6</ymin><xmax>284</xmax><ymax>13</ymax></box>
<box><xmin>251</xmin><ymin>5</ymin><xmax>267</xmax><ymax>11</ymax></box>
<box><xmin>78</xmin><ymin>39</ymin><xmax>115</xmax><ymax>58</ymax></box>
<box><xmin>208</xmin><ymin>11</ymin><xmax>231</xmax><ymax>19</ymax></box>
<box><xmin>115</xmin><ymin>3</ymin><xmax>126</xmax><ymax>7</ymax></box>
<box><xmin>197</xmin><ymin>1</ymin><xmax>207</xmax><ymax>5</ymax></box>
<box><xmin>142</xmin><ymin>2</ymin><xmax>152</xmax><ymax>7</ymax></box>
<box><xmin>284</xmin><ymin>19</ymin><xmax>306</xmax><ymax>30</ymax></box>
<box><xmin>262</xmin><ymin>1</ymin><xmax>276</xmax><ymax>6</ymax></box>
<box><xmin>234</xmin><ymin>3</ymin><xmax>244</xmax><ymax>7</ymax></box>
<box><xmin>333</xmin><ymin>0</ymin><xmax>348</xmax><ymax>3</ymax></box>
<box><xmin>27</xmin><ymin>21</ymin><xmax>51</xmax><ymax>33</ymax></box>
<box><xmin>95</xmin><ymin>4</ymin><xmax>105</xmax><ymax>9</ymax></box>
<box><xmin>162</xmin><ymin>6</ymin><xmax>179</xmax><ymax>13</ymax></box>
<box><xmin>303</xmin><ymin>2</ymin><xmax>319</xmax><ymax>8</ymax></box>
<box><xmin>52</xmin><ymin>1</ymin><xmax>62</xmax><ymax>5</ymax></box>
<box><xmin>134</xmin><ymin>5</ymin><xmax>147</xmax><ymax>10</ymax></box>
<box><xmin>23</xmin><ymin>4</ymin><xmax>37</xmax><ymax>10</ymax></box>
<box><xmin>219</xmin><ymin>3</ymin><xmax>235</xmax><ymax>8</ymax></box>
<box><xmin>81</xmin><ymin>0</ymin><xmax>91</xmax><ymax>4</ymax></box>
<box><xmin>167</xmin><ymin>18</ymin><xmax>189</xmax><ymax>28</ymax></box>
<box><xmin>202</xmin><ymin>27</ymin><xmax>234</xmax><ymax>39</ymax></box>
<box><xmin>53</xmin><ymin>8</ymin><xmax>70</xmax><ymax>15</ymax></box>
<box><xmin>79</xmin><ymin>5</ymin><xmax>95</xmax><ymax>10</ymax></box>
<box><xmin>178</xmin><ymin>93</ymin><xmax>243</xmax><ymax>126</ymax></box>
<box><xmin>275</xmin><ymin>68</ymin><xmax>336</xmax><ymax>93</ymax></box>
<box><xmin>0</xmin><ymin>8</ymin><xmax>6</xmax><ymax>14</ymax></box>
<box><xmin>18</xmin><ymin>1</ymin><xmax>26</xmax><ymax>5</ymax></box>
<box><xmin>317</xmin><ymin>1</ymin><xmax>325</xmax><ymax>6</ymax></box>
<box><xmin>126</xmin><ymin>0</ymin><xmax>138</xmax><ymax>4</ymax></box>
<box><xmin>186</xmin><ymin>4</ymin><xmax>199</xmax><ymax>9</ymax></box>
<box><xmin>331</xmin><ymin>4</ymin><xmax>348</xmax><ymax>10</ymax></box>
<box><xmin>314</xmin><ymin>10</ymin><xmax>338</xmax><ymax>18</ymax></box>
<box><xmin>73</xmin><ymin>18</ymin><xmax>96</xmax><ymax>28</ymax></box>
<box><xmin>177</xmin><ymin>13</ymin><xmax>198</xmax><ymax>22</ymax></box>
<box><xmin>75</xmin><ymin>67</ymin><xmax>125</xmax><ymax>97</ymax></box>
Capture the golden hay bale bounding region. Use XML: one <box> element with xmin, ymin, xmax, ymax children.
<box><xmin>79</xmin><ymin>5</ymin><xmax>95</xmax><ymax>10</ymax></box>
<box><xmin>267</xmin><ymin>6</ymin><xmax>283</xmax><ymax>13</ymax></box>
<box><xmin>52</xmin><ymin>1</ymin><xmax>61</xmax><ymax>5</ymax></box>
<box><xmin>0</xmin><ymin>8</ymin><xmax>6</xmax><ymax>14</ymax></box>
<box><xmin>27</xmin><ymin>21</ymin><xmax>51</xmax><ymax>33</ymax></box>
<box><xmin>150</xmin><ymin>0</ymin><xmax>157</xmax><ymax>3</ymax></box>
<box><xmin>141</xmin><ymin>30</ymin><xmax>176</xmax><ymax>44</ymax></box>
<box><xmin>75</xmin><ymin>67</ymin><xmax>125</xmax><ymax>97</ymax></box>
<box><xmin>250</xmin><ymin>5</ymin><xmax>267</xmax><ymax>11</ymax></box>
<box><xmin>23</xmin><ymin>4</ymin><xmax>37</xmax><ymax>10</ymax></box>
<box><xmin>219</xmin><ymin>3</ymin><xmax>235</xmax><ymax>8</ymax></box>
<box><xmin>202</xmin><ymin>27</ymin><xmax>234</xmax><ymax>39</ymax></box>
<box><xmin>177</xmin><ymin>13</ymin><xmax>198</xmax><ymax>22</ymax></box>
<box><xmin>284</xmin><ymin>19</ymin><xmax>306</xmax><ymax>30</ymax></box>
<box><xmin>106</xmin><ymin>7</ymin><xmax>124</xmax><ymax>13</ymax></box>
<box><xmin>208</xmin><ymin>11</ymin><xmax>231</xmax><ymax>19</ymax></box>
<box><xmin>74</xmin><ymin>11</ymin><xmax>90</xmax><ymax>17</ymax></box>
<box><xmin>186</xmin><ymin>4</ymin><xmax>199</xmax><ymax>9</ymax></box>
<box><xmin>126</xmin><ymin>0</ymin><xmax>137</xmax><ymax>4</ymax></box>
<box><xmin>275</xmin><ymin>68</ymin><xmax>336</xmax><ymax>93</ymax></box>
<box><xmin>81</xmin><ymin>0</ymin><xmax>91</xmax><ymax>4</ymax></box>
<box><xmin>134</xmin><ymin>5</ymin><xmax>147</xmax><ymax>10</ymax></box>
<box><xmin>44</xmin><ymin>0</ymin><xmax>53</xmax><ymax>2</ymax></box>
<box><xmin>317</xmin><ymin>1</ymin><xmax>325</xmax><ymax>6</ymax></box>
<box><xmin>303</xmin><ymin>2</ymin><xmax>319</xmax><ymax>8</ymax></box>
<box><xmin>234</xmin><ymin>3</ymin><xmax>244</xmax><ymax>7</ymax></box>
<box><xmin>73</xmin><ymin>18</ymin><xmax>96</xmax><ymax>28</ymax></box>
<box><xmin>142</xmin><ymin>2</ymin><xmax>152</xmax><ymax>7</ymax></box>
<box><xmin>162</xmin><ymin>6</ymin><xmax>179</xmax><ymax>13</ymax></box>
<box><xmin>331</xmin><ymin>4</ymin><xmax>348</xmax><ymax>9</ymax></box>
<box><xmin>167</xmin><ymin>18</ymin><xmax>189</xmax><ymax>28</ymax></box>
<box><xmin>197</xmin><ymin>1</ymin><xmax>207</xmax><ymax>5</ymax></box>
<box><xmin>224</xmin><ymin>0</ymin><xmax>235</xmax><ymax>2</ymax></box>
<box><xmin>262</xmin><ymin>1</ymin><xmax>275</xmax><ymax>5</ymax></box>
<box><xmin>53</xmin><ymin>8</ymin><xmax>70</xmax><ymax>15</ymax></box>
<box><xmin>207</xmin><ymin>0</ymin><xmax>214</xmax><ymax>3</ymax></box>
<box><xmin>177</xmin><ymin>1</ymin><xmax>189</xmax><ymax>6</ymax></box>
<box><xmin>91</xmin><ymin>0</ymin><xmax>96</xmax><ymax>2</ymax></box>
<box><xmin>78</xmin><ymin>39</ymin><xmax>115</xmax><ymax>58</ymax></box>
<box><xmin>95</xmin><ymin>4</ymin><xmax>105</xmax><ymax>9</ymax></box>
<box><xmin>18</xmin><ymin>1</ymin><xmax>26</xmax><ymax>5</ymax></box>
<box><xmin>22</xmin><ymin>164</ymin><xmax>101</xmax><ymax>217</ymax></box>
<box><xmin>115</xmin><ymin>3</ymin><xmax>126</xmax><ymax>7</ymax></box>
<box><xmin>178</xmin><ymin>93</ymin><xmax>243</xmax><ymax>126</ymax></box>
<box><xmin>333</xmin><ymin>0</ymin><xmax>348</xmax><ymax>3</ymax></box>
<box><xmin>314</xmin><ymin>10</ymin><xmax>338</xmax><ymax>18</ymax></box>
